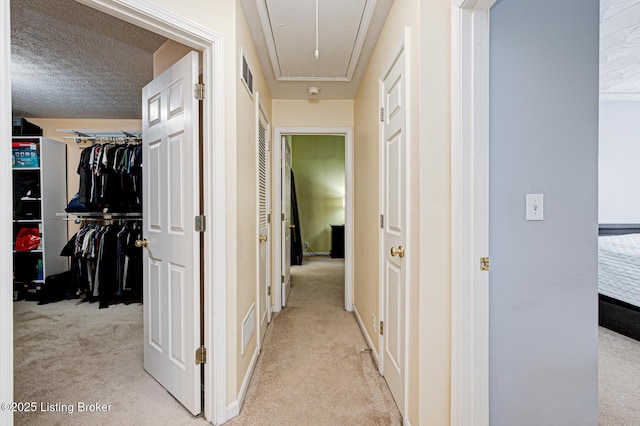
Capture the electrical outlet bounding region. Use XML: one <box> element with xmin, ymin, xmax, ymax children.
<box><xmin>304</xmin><ymin>242</ymin><xmax>309</xmax><ymax>248</ymax></box>
<box><xmin>372</xmin><ymin>313</ymin><xmax>376</xmax><ymax>331</ymax></box>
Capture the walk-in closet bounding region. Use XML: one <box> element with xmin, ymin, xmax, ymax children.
<box><xmin>9</xmin><ymin>0</ymin><xmax>204</xmax><ymax>424</ymax></box>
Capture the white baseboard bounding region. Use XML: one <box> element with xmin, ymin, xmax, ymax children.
<box><xmin>226</xmin><ymin>345</ymin><xmax>260</xmax><ymax>420</ymax></box>
<box><xmin>353</xmin><ymin>304</ymin><xmax>379</xmax><ymax>368</ymax></box>
<box><xmin>304</xmin><ymin>252</ymin><xmax>330</xmax><ymax>256</ymax></box>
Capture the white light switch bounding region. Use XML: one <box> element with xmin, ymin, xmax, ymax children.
<box><xmin>526</xmin><ymin>194</ymin><xmax>544</xmax><ymax>221</ymax></box>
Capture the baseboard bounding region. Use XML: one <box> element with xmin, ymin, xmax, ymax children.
<box><xmin>304</xmin><ymin>252</ymin><xmax>330</xmax><ymax>256</ymax></box>
<box><xmin>226</xmin><ymin>345</ymin><xmax>260</xmax><ymax>420</ymax></box>
<box><xmin>352</xmin><ymin>304</ymin><xmax>379</xmax><ymax>368</ymax></box>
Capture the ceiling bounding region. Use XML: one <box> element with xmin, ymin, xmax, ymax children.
<box><xmin>600</xmin><ymin>0</ymin><xmax>640</xmax><ymax>99</ymax></box>
<box><xmin>10</xmin><ymin>0</ymin><xmax>640</xmax><ymax>120</ymax></box>
<box><xmin>240</xmin><ymin>0</ymin><xmax>393</xmax><ymax>99</ymax></box>
<box><xmin>10</xmin><ymin>0</ymin><xmax>166</xmax><ymax>119</ymax></box>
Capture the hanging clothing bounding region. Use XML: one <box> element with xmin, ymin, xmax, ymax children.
<box><xmin>66</xmin><ymin>222</ymin><xmax>143</xmax><ymax>308</ymax></box>
<box><xmin>76</xmin><ymin>143</ymin><xmax>142</xmax><ymax>212</ymax></box>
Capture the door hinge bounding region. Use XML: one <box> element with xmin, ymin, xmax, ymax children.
<box><xmin>195</xmin><ymin>215</ymin><xmax>206</xmax><ymax>232</ymax></box>
<box><xmin>196</xmin><ymin>345</ymin><xmax>206</xmax><ymax>365</ymax></box>
<box><xmin>480</xmin><ymin>257</ymin><xmax>490</xmax><ymax>271</ymax></box>
<box><xmin>194</xmin><ymin>83</ymin><xmax>205</xmax><ymax>100</ymax></box>
<box><xmin>281</xmin><ymin>275</ymin><xmax>285</xmax><ymax>284</ymax></box>
<box><xmin>380</xmin><ymin>321</ymin><xmax>384</xmax><ymax>336</ymax></box>
<box><xmin>267</xmin><ymin>286</ymin><xmax>271</xmax><ymax>296</ymax></box>
<box><xmin>281</xmin><ymin>213</ymin><xmax>285</xmax><ymax>221</ymax></box>
<box><xmin>267</xmin><ymin>213</ymin><xmax>271</xmax><ymax>224</ymax></box>
<box><xmin>380</xmin><ymin>107</ymin><xmax>384</xmax><ymax>122</ymax></box>
<box><xmin>380</xmin><ymin>214</ymin><xmax>384</xmax><ymax>229</ymax></box>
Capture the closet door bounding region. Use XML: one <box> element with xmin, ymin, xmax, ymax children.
<box><xmin>141</xmin><ymin>51</ymin><xmax>201</xmax><ymax>415</ymax></box>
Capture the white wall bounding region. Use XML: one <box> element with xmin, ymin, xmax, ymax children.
<box><xmin>599</xmin><ymin>100</ymin><xmax>640</xmax><ymax>223</ymax></box>
<box><xmin>489</xmin><ymin>0</ymin><xmax>599</xmax><ymax>424</ymax></box>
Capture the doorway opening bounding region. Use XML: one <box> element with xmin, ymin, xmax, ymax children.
<box><xmin>3</xmin><ymin>0</ymin><xmax>226</xmax><ymax>423</ymax></box>
<box><xmin>272</xmin><ymin>127</ymin><xmax>354</xmax><ymax>313</ymax></box>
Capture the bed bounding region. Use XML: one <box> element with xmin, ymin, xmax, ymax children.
<box><xmin>599</xmin><ymin>224</ymin><xmax>640</xmax><ymax>341</ymax></box>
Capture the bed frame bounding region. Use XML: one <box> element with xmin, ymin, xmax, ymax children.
<box><xmin>599</xmin><ymin>224</ymin><xmax>640</xmax><ymax>341</ymax></box>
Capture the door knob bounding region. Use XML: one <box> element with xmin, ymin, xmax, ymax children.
<box><xmin>289</xmin><ymin>225</ymin><xmax>296</xmax><ymax>229</ymax></box>
<box><xmin>135</xmin><ymin>239</ymin><xmax>148</xmax><ymax>248</ymax></box>
<box><xmin>390</xmin><ymin>245</ymin><xmax>405</xmax><ymax>258</ymax></box>
<box><xmin>259</xmin><ymin>235</ymin><xmax>268</xmax><ymax>243</ymax></box>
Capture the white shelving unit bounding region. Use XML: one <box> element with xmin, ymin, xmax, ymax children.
<box><xmin>13</xmin><ymin>137</ymin><xmax>68</xmax><ymax>289</ymax></box>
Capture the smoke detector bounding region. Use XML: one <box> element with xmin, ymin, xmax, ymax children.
<box><xmin>307</xmin><ymin>86</ymin><xmax>320</xmax><ymax>96</ymax></box>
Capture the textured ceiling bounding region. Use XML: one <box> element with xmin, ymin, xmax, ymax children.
<box><xmin>600</xmin><ymin>0</ymin><xmax>640</xmax><ymax>99</ymax></box>
<box><xmin>10</xmin><ymin>0</ymin><xmax>166</xmax><ymax>119</ymax></box>
<box><xmin>241</xmin><ymin>0</ymin><xmax>393</xmax><ymax>99</ymax></box>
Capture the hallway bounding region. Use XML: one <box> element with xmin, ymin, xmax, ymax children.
<box><xmin>227</xmin><ymin>256</ymin><xmax>401</xmax><ymax>425</ymax></box>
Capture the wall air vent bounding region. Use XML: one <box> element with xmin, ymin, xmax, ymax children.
<box><xmin>241</xmin><ymin>48</ymin><xmax>254</xmax><ymax>97</ymax></box>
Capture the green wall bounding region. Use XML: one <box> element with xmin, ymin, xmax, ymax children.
<box><xmin>291</xmin><ymin>135</ymin><xmax>345</xmax><ymax>253</ymax></box>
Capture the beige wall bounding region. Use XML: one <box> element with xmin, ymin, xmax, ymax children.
<box><xmin>272</xmin><ymin>99</ymin><xmax>354</xmax><ymax>128</ymax></box>
<box><xmin>234</xmin><ymin>0</ymin><xmax>273</xmax><ymax>399</ymax></box>
<box><xmin>353</xmin><ymin>0</ymin><xmax>451</xmax><ymax>424</ymax></box>
<box><xmin>153</xmin><ymin>39</ymin><xmax>196</xmax><ymax>78</ymax></box>
<box><xmin>418</xmin><ymin>1</ymin><xmax>451</xmax><ymax>425</ymax></box>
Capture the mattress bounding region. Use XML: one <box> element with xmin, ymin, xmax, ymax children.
<box><xmin>599</xmin><ymin>233</ymin><xmax>640</xmax><ymax>308</ymax></box>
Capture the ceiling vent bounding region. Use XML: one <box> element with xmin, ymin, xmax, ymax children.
<box><xmin>241</xmin><ymin>48</ymin><xmax>254</xmax><ymax>97</ymax></box>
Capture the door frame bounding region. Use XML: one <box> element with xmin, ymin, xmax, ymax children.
<box><xmin>255</xmin><ymin>92</ymin><xmax>271</xmax><ymax>345</ymax></box>
<box><xmin>271</xmin><ymin>127</ymin><xmax>354</xmax><ymax>312</ymax></box>
<box><xmin>451</xmin><ymin>1</ymin><xmax>495</xmax><ymax>425</ymax></box>
<box><xmin>0</xmin><ymin>1</ymin><xmax>229</xmax><ymax>424</ymax></box>
<box><xmin>0</xmin><ymin>1</ymin><xmax>13</xmax><ymax>424</ymax></box>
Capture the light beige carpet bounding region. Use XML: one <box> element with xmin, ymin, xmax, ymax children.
<box><xmin>226</xmin><ymin>256</ymin><xmax>402</xmax><ymax>425</ymax></box>
<box><xmin>13</xmin><ymin>256</ymin><xmax>400</xmax><ymax>425</ymax></box>
<box><xmin>13</xmin><ymin>299</ymin><xmax>206</xmax><ymax>426</ymax></box>
<box><xmin>599</xmin><ymin>326</ymin><xmax>640</xmax><ymax>425</ymax></box>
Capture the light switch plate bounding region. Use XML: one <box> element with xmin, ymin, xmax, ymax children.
<box><xmin>526</xmin><ymin>194</ymin><xmax>544</xmax><ymax>221</ymax></box>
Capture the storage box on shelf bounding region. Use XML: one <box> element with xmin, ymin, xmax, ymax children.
<box><xmin>12</xmin><ymin>137</ymin><xmax>67</xmax><ymax>300</ymax></box>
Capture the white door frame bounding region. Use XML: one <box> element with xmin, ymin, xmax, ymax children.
<box><xmin>0</xmin><ymin>1</ymin><xmax>229</xmax><ymax>424</ymax></box>
<box><xmin>0</xmin><ymin>2</ymin><xmax>13</xmax><ymax>424</ymax></box>
<box><xmin>451</xmin><ymin>1</ymin><xmax>495</xmax><ymax>425</ymax></box>
<box><xmin>271</xmin><ymin>127</ymin><xmax>354</xmax><ymax>312</ymax></box>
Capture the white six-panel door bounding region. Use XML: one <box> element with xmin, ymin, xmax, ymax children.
<box><xmin>141</xmin><ymin>51</ymin><xmax>201</xmax><ymax>415</ymax></box>
<box><xmin>282</xmin><ymin>137</ymin><xmax>292</xmax><ymax>307</ymax></box>
<box><xmin>380</xmin><ymin>37</ymin><xmax>407</xmax><ymax>416</ymax></box>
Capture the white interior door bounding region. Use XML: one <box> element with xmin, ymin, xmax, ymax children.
<box><xmin>282</xmin><ymin>136</ymin><xmax>292</xmax><ymax>307</ymax></box>
<box><xmin>380</xmin><ymin>41</ymin><xmax>407</xmax><ymax>416</ymax></box>
<box><xmin>141</xmin><ymin>51</ymin><xmax>201</xmax><ymax>415</ymax></box>
<box><xmin>258</xmin><ymin>103</ymin><xmax>271</xmax><ymax>342</ymax></box>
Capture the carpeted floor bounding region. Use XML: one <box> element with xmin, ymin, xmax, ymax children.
<box><xmin>226</xmin><ymin>256</ymin><xmax>402</xmax><ymax>425</ymax></box>
<box><xmin>13</xmin><ymin>298</ymin><xmax>206</xmax><ymax>426</ymax></box>
<box><xmin>598</xmin><ymin>326</ymin><xmax>640</xmax><ymax>425</ymax></box>
<box><xmin>13</xmin><ymin>256</ymin><xmax>400</xmax><ymax>426</ymax></box>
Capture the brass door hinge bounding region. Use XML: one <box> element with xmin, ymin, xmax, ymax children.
<box><xmin>196</xmin><ymin>346</ymin><xmax>206</xmax><ymax>365</ymax></box>
<box><xmin>480</xmin><ymin>257</ymin><xmax>490</xmax><ymax>271</ymax></box>
<box><xmin>380</xmin><ymin>320</ymin><xmax>384</xmax><ymax>336</ymax></box>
